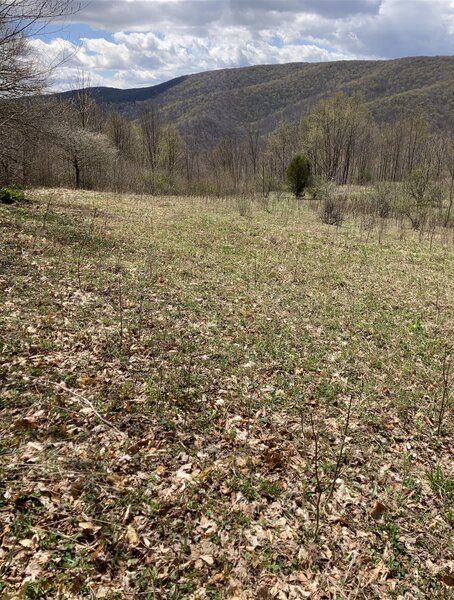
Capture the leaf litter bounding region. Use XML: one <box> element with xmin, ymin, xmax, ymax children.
<box><xmin>0</xmin><ymin>189</ymin><xmax>453</xmax><ymax>598</ymax></box>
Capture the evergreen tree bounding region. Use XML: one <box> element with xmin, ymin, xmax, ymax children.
<box><xmin>287</xmin><ymin>154</ymin><xmax>311</xmax><ymax>197</ymax></box>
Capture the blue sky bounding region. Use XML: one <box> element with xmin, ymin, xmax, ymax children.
<box><xmin>31</xmin><ymin>0</ymin><xmax>454</xmax><ymax>90</ymax></box>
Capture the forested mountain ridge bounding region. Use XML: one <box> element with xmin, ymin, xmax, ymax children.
<box><xmin>58</xmin><ymin>56</ymin><xmax>454</xmax><ymax>145</ymax></box>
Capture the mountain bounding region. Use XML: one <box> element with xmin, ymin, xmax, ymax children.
<box><xmin>59</xmin><ymin>56</ymin><xmax>454</xmax><ymax>145</ymax></box>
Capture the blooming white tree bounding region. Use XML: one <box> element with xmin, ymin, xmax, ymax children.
<box><xmin>0</xmin><ymin>1</ymin><xmax>78</xmax><ymax>180</ymax></box>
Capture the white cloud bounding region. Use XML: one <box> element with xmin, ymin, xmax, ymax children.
<box><xmin>31</xmin><ymin>0</ymin><xmax>454</xmax><ymax>89</ymax></box>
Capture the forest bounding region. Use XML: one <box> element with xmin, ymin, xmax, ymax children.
<box><xmin>2</xmin><ymin>88</ymin><xmax>454</xmax><ymax>233</ymax></box>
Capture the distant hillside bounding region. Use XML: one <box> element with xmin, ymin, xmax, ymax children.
<box><xmin>59</xmin><ymin>56</ymin><xmax>454</xmax><ymax>146</ymax></box>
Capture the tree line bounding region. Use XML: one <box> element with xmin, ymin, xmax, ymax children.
<box><xmin>1</xmin><ymin>2</ymin><xmax>453</xmax><ymax>215</ymax></box>
<box><xmin>1</xmin><ymin>87</ymin><xmax>452</xmax><ymax>202</ymax></box>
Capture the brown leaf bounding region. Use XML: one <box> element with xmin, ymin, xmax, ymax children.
<box><xmin>77</xmin><ymin>375</ymin><xmax>99</xmax><ymax>386</ymax></box>
<box><xmin>329</xmin><ymin>515</ymin><xmax>351</xmax><ymax>527</ymax></box>
<box><xmin>126</xmin><ymin>524</ymin><xmax>139</xmax><ymax>546</ymax></box>
<box><xmin>257</xmin><ymin>586</ymin><xmax>272</xmax><ymax>599</ymax></box>
<box><xmin>439</xmin><ymin>574</ymin><xmax>454</xmax><ymax>587</ymax></box>
<box><xmin>13</xmin><ymin>417</ymin><xmax>35</xmax><ymax>430</ymax></box>
<box><xmin>264</xmin><ymin>448</ymin><xmax>285</xmax><ymax>469</ymax></box>
<box><xmin>90</xmin><ymin>543</ymin><xmax>105</xmax><ymax>562</ymax></box>
<box><xmin>207</xmin><ymin>572</ymin><xmax>224</xmax><ymax>584</ymax></box>
<box><xmin>106</xmin><ymin>474</ymin><xmax>126</xmax><ymax>489</ymax></box>
<box><xmin>24</xmin><ymin>551</ymin><xmax>50</xmax><ymax>581</ymax></box>
<box><xmin>128</xmin><ymin>438</ymin><xmax>150</xmax><ymax>454</ymax></box>
<box><xmin>370</xmin><ymin>501</ymin><xmax>387</xmax><ymax>521</ymax></box>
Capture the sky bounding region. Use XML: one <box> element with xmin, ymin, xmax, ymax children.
<box><xmin>31</xmin><ymin>0</ymin><xmax>454</xmax><ymax>90</ymax></box>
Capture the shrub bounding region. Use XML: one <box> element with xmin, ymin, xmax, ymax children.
<box><xmin>307</xmin><ymin>175</ymin><xmax>326</xmax><ymax>200</ymax></box>
<box><xmin>236</xmin><ymin>195</ymin><xmax>252</xmax><ymax>218</ymax></box>
<box><xmin>398</xmin><ymin>169</ymin><xmax>442</xmax><ymax>230</ymax></box>
<box><xmin>142</xmin><ymin>170</ymin><xmax>178</xmax><ymax>195</ymax></box>
<box><xmin>0</xmin><ymin>186</ymin><xmax>25</xmax><ymax>204</ymax></box>
<box><xmin>371</xmin><ymin>182</ymin><xmax>395</xmax><ymax>219</ymax></box>
<box><xmin>317</xmin><ymin>180</ymin><xmax>345</xmax><ymax>225</ymax></box>
<box><xmin>287</xmin><ymin>154</ymin><xmax>311</xmax><ymax>198</ymax></box>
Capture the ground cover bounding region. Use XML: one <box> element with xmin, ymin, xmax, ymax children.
<box><xmin>0</xmin><ymin>190</ymin><xmax>453</xmax><ymax>598</ymax></box>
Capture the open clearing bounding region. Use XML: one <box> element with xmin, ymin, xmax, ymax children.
<box><xmin>1</xmin><ymin>190</ymin><xmax>453</xmax><ymax>599</ymax></box>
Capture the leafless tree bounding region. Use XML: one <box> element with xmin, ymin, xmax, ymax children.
<box><xmin>140</xmin><ymin>105</ymin><xmax>161</xmax><ymax>172</ymax></box>
<box><xmin>66</xmin><ymin>70</ymin><xmax>101</xmax><ymax>131</ymax></box>
<box><xmin>304</xmin><ymin>93</ymin><xmax>371</xmax><ymax>184</ymax></box>
<box><xmin>106</xmin><ymin>110</ymin><xmax>135</xmax><ymax>159</ymax></box>
<box><xmin>244</xmin><ymin>124</ymin><xmax>261</xmax><ymax>176</ymax></box>
<box><xmin>0</xmin><ymin>0</ymin><xmax>78</xmax><ymax>99</ymax></box>
<box><xmin>445</xmin><ymin>136</ymin><xmax>454</xmax><ymax>226</ymax></box>
<box><xmin>0</xmin><ymin>0</ymin><xmax>79</xmax><ymax>181</ymax></box>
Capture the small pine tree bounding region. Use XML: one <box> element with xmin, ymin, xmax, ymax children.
<box><xmin>287</xmin><ymin>154</ymin><xmax>311</xmax><ymax>198</ymax></box>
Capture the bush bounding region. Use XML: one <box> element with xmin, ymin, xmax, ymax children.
<box><xmin>307</xmin><ymin>175</ymin><xmax>326</xmax><ymax>200</ymax></box>
<box><xmin>371</xmin><ymin>182</ymin><xmax>395</xmax><ymax>219</ymax></box>
<box><xmin>318</xmin><ymin>180</ymin><xmax>345</xmax><ymax>225</ymax></box>
<box><xmin>142</xmin><ymin>170</ymin><xmax>178</xmax><ymax>195</ymax></box>
<box><xmin>0</xmin><ymin>186</ymin><xmax>25</xmax><ymax>204</ymax></box>
<box><xmin>236</xmin><ymin>195</ymin><xmax>252</xmax><ymax>218</ymax></box>
<box><xmin>287</xmin><ymin>154</ymin><xmax>311</xmax><ymax>198</ymax></box>
<box><xmin>398</xmin><ymin>169</ymin><xmax>442</xmax><ymax>230</ymax></box>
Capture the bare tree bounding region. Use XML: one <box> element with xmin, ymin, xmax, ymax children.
<box><xmin>66</xmin><ymin>70</ymin><xmax>101</xmax><ymax>131</ymax></box>
<box><xmin>0</xmin><ymin>0</ymin><xmax>79</xmax><ymax>181</ymax></box>
<box><xmin>244</xmin><ymin>124</ymin><xmax>261</xmax><ymax>176</ymax></box>
<box><xmin>304</xmin><ymin>93</ymin><xmax>371</xmax><ymax>184</ymax></box>
<box><xmin>106</xmin><ymin>110</ymin><xmax>135</xmax><ymax>159</ymax></box>
<box><xmin>159</xmin><ymin>124</ymin><xmax>182</xmax><ymax>176</ymax></box>
<box><xmin>266</xmin><ymin>119</ymin><xmax>297</xmax><ymax>181</ymax></box>
<box><xmin>0</xmin><ymin>0</ymin><xmax>78</xmax><ymax>99</ymax></box>
<box><xmin>140</xmin><ymin>105</ymin><xmax>161</xmax><ymax>172</ymax></box>
<box><xmin>445</xmin><ymin>136</ymin><xmax>454</xmax><ymax>226</ymax></box>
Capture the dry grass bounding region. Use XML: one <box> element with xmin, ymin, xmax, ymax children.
<box><xmin>1</xmin><ymin>189</ymin><xmax>453</xmax><ymax>599</ymax></box>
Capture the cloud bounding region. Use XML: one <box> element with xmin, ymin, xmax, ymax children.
<box><xmin>33</xmin><ymin>29</ymin><xmax>357</xmax><ymax>90</ymax></box>
<box><xmin>67</xmin><ymin>0</ymin><xmax>382</xmax><ymax>33</ymax></box>
<box><xmin>31</xmin><ymin>0</ymin><xmax>454</xmax><ymax>89</ymax></box>
<box><xmin>337</xmin><ymin>0</ymin><xmax>454</xmax><ymax>57</ymax></box>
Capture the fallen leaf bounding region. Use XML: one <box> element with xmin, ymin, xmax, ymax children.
<box><xmin>25</xmin><ymin>441</ymin><xmax>44</xmax><ymax>452</ymax></box>
<box><xmin>329</xmin><ymin>515</ymin><xmax>351</xmax><ymax>527</ymax></box>
<box><xmin>128</xmin><ymin>438</ymin><xmax>150</xmax><ymax>454</ymax></box>
<box><xmin>77</xmin><ymin>375</ymin><xmax>98</xmax><ymax>386</ymax></box>
<box><xmin>126</xmin><ymin>524</ymin><xmax>139</xmax><ymax>546</ymax></box>
<box><xmin>370</xmin><ymin>501</ymin><xmax>387</xmax><ymax>521</ymax></box>
<box><xmin>175</xmin><ymin>464</ymin><xmax>193</xmax><ymax>481</ymax></box>
<box><xmin>24</xmin><ymin>551</ymin><xmax>50</xmax><ymax>581</ymax></box>
<box><xmin>257</xmin><ymin>586</ymin><xmax>272</xmax><ymax>599</ymax></box>
<box><xmin>264</xmin><ymin>449</ymin><xmax>285</xmax><ymax>469</ymax></box>
<box><xmin>13</xmin><ymin>418</ymin><xmax>35</xmax><ymax>430</ymax></box>
<box><xmin>207</xmin><ymin>572</ymin><xmax>224</xmax><ymax>584</ymax></box>
<box><xmin>439</xmin><ymin>574</ymin><xmax>454</xmax><ymax>586</ymax></box>
<box><xmin>200</xmin><ymin>554</ymin><xmax>214</xmax><ymax>565</ymax></box>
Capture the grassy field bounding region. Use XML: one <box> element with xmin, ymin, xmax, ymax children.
<box><xmin>1</xmin><ymin>189</ymin><xmax>453</xmax><ymax>599</ymax></box>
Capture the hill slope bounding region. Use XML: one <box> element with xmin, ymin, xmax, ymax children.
<box><xmin>60</xmin><ymin>56</ymin><xmax>454</xmax><ymax>145</ymax></box>
<box><xmin>2</xmin><ymin>190</ymin><xmax>454</xmax><ymax>597</ymax></box>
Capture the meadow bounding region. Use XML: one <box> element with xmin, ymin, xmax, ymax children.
<box><xmin>0</xmin><ymin>189</ymin><xmax>453</xmax><ymax>599</ymax></box>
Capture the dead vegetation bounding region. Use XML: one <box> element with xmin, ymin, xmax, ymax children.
<box><xmin>0</xmin><ymin>189</ymin><xmax>453</xmax><ymax>599</ymax></box>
